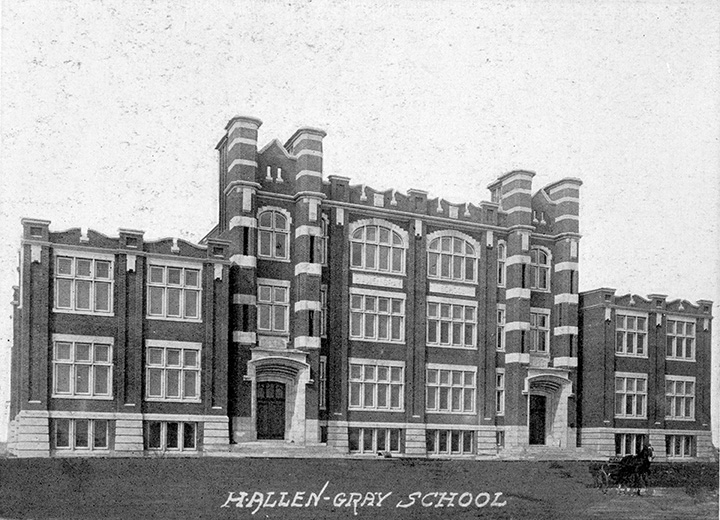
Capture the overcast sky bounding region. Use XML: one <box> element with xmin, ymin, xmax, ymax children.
<box><xmin>1</xmin><ymin>0</ymin><xmax>718</xmax><ymax>443</ymax></box>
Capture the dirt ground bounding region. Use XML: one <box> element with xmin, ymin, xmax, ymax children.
<box><xmin>0</xmin><ymin>457</ymin><xmax>716</xmax><ymax>519</ymax></box>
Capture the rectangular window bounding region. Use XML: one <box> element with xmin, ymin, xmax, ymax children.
<box><xmin>497</xmin><ymin>242</ymin><xmax>506</xmax><ymax>287</ymax></box>
<box><xmin>350</xmin><ymin>290</ymin><xmax>405</xmax><ymax>343</ymax></box>
<box><xmin>496</xmin><ymin>306</ymin><xmax>506</xmax><ymax>351</ymax></box>
<box><xmin>426</xmin><ymin>430</ymin><xmax>474</xmax><ymax>455</ymax></box>
<box><xmin>496</xmin><ymin>431</ymin><xmax>505</xmax><ymax>448</ymax></box>
<box><xmin>147</xmin><ymin>264</ymin><xmax>201</xmax><ymax>321</ymax></box>
<box><xmin>615</xmin><ymin>313</ymin><xmax>648</xmax><ymax>357</ymax></box>
<box><xmin>665</xmin><ymin>435</ymin><xmax>696</xmax><ymax>458</ymax></box>
<box><xmin>145</xmin><ymin>341</ymin><xmax>201</xmax><ymax>402</ymax></box>
<box><xmin>667</xmin><ymin>318</ymin><xmax>696</xmax><ymax>360</ymax></box>
<box><xmin>614</xmin><ymin>373</ymin><xmax>647</xmax><ymax>419</ymax></box>
<box><xmin>320</xmin><ymin>286</ymin><xmax>328</xmax><ymax>337</ymax></box>
<box><xmin>495</xmin><ymin>370</ymin><xmax>505</xmax><ymax>415</ymax></box>
<box><xmin>52</xmin><ymin>418</ymin><xmax>110</xmax><ymax>450</ymax></box>
<box><xmin>426</xmin><ymin>297</ymin><xmax>476</xmax><ymax>349</ymax></box>
<box><xmin>348</xmin><ymin>359</ymin><xmax>404</xmax><ymax>411</ymax></box>
<box><xmin>530</xmin><ymin>309</ymin><xmax>550</xmax><ymax>353</ymax></box>
<box><xmin>145</xmin><ymin>421</ymin><xmax>197</xmax><ymax>451</ymax></box>
<box><xmin>319</xmin><ymin>356</ymin><xmax>327</xmax><ymax>410</ymax></box>
<box><xmin>665</xmin><ymin>376</ymin><xmax>695</xmax><ymax>420</ymax></box>
<box><xmin>426</xmin><ymin>364</ymin><xmax>476</xmax><ymax>414</ymax></box>
<box><xmin>257</xmin><ymin>280</ymin><xmax>290</xmax><ymax>334</ymax></box>
<box><xmin>52</xmin><ymin>335</ymin><xmax>113</xmax><ymax>399</ymax></box>
<box><xmin>615</xmin><ymin>433</ymin><xmax>648</xmax><ymax>456</ymax></box>
<box><xmin>54</xmin><ymin>254</ymin><xmax>113</xmax><ymax>314</ymax></box>
<box><xmin>348</xmin><ymin>428</ymin><xmax>402</xmax><ymax>454</ymax></box>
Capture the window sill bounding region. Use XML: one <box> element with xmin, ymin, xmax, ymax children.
<box><xmin>426</xmin><ymin>411</ymin><xmax>476</xmax><ymax>416</ymax></box>
<box><xmin>666</xmin><ymin>357</ymin><xmax>696</xmax><ymax>363</ymax></box>
<box><xmin>53</xmin><ymin>309</ymin><xmax>115</xmax><ymax>317</ymax></box>
<box><xmin>349</xmin><ymin>338</ymin><xmax>405</xmax><ymax>345</ymax></box>
<box><xmin>257</xmin><ymin>255</ymin><xmax>291</xmax><ymax>263</ymax></box>
<box><xmin>614</xmin><ymin>353</ymin><xmax>649</xmax><ymax>359</ymax></box>
<box><xmin>614</xmin><ymin>416</ymin><xmax>648</xmax><ymax>420</ymax></box>
<box><xmin>350</xmin><ymin>267</ymin><xmax>406</xmax><ymax>277</ymax></box>
<box><xmin>348</xmin><ymin>408</ymin><xmax>405</xmax><ymax>412</ymax></box>
<box><xmin>664</xmin><ymin>417</ymin><xmax>696</xmax><ymax>422</ymax></box>
<box><xmin>146</xmin><ymin>315</ymin><xmax>202</xmax><ymax>324</ymax></box>
<box><xmin>51</xmin><ymin>395</ymin><xmax>114</xmax><ymax>400</ymax></box>
<box><xmin>427</xmin><ymin>345</ymin><xmax>477</xmax><ymax>351</ymax></box>
<box><xmin>427</xmin><ymin>276</ymin><xmax>478</xmax><ymax>286</ymax></box>
<box><xmin>145</xmin><ymin>398</ymin><xmax>202</xmax><ymax>404</ymax></box>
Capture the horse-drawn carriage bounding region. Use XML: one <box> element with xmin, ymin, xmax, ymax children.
<box><xmin>594</xmin><ymin>445</ymin><xmax>654</xmax><ymax>493</ymax></box>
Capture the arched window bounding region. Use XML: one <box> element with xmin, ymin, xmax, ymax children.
<box><xmin>427</xmin><ymin>235</ymin><xmax>477</xmax><ymax>282</ymax></box>
<box><xmin>529</xmin><ymin>247</ymin><xmax>550</xmax><ymax>291</ymax></box>
<box><xmin>350</xmin><ymin>224</ymin><xmax>405</xmax><ymax>274</ymax></box>
<box><xmin>497</xmin><ymin>242</ymin><xmax>506</xmax><ymax>287</ymax></box>
<box><xmin>258</xmin><ymin>209</ymin><xmax>289</xmax><ymax>260</ymax></box>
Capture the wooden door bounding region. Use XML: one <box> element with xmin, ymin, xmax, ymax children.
<box><xmin>529</xmin><ymin>395</ymin><xmax>546</xmax><ymax>445</ymax></box>
<box><xmin>256</xmin><ymin>382</ymin><xmax>286</xmax><ymax>440</ymax></box>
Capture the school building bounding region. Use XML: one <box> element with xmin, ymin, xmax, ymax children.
<box><xmin>6</xmin><ymin>115</ymin><xmax>714</xmax><ymax>460</ymax></box>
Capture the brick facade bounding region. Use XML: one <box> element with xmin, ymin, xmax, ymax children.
<box><xmin>7</xmin><ymin>115</ymin><xmax>713</xmax><ymax>460</ymax></box>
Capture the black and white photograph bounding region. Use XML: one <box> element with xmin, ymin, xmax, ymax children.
<box><xmin>0</xmin><ymin>1</ymin><xmax>718</xmax><ymax>518</ymax></box>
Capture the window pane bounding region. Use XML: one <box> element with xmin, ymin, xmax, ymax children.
<box><xmin>183</xmin><ymin>423</ymin><xmax>196</xmax><ymax>449</ymax></box>
<box><xmin>94</xmin><ymin>344</ymin><xmax>110</xmax><ymax>363</ymax></box>
<box><xmin>167</xmin><ymin>288</ymin><xmax>181</xmax><ymax>316</ymax></box>
<box><xmin>377</xmin><ymin>384</ymin><xmax>388</xmax><ymax>407</ymax></box>
<box><xmin>259</xmin><ymin>212</ymin><xmax>272</xmax><ymax>228</ymax></box>
<box><xmin>75</xmin><ymin>365</ymin><xmax>90</xmax><ymax>394</ymax></box>
<box><xmin>148</xmin><ymin>422</ymin><xmax>162</xmax><ymax>448</ymax></box>
<box><xmin>75</xmin><ymin>343</ymin><xmax>91</xmax><ymax>361</ymax></box>
<box><xmin>350</xmin><ymin>312</ymin><xmax>362</xmax><ymax>336</ymax></box>
<box><xmin>363</xmin><ymin>429</ymin><xmax>373</xmax><ymax>452</ymax></box>
<box><xmin>75</xmin><ymin>420</ymin><xmax>89</xmax><ymax>448</ymax></box>
<box><xmin>75</xmin><ymin>280</ymin><xmax>91</xmax><ymax>310</ymax></box>
<box><xmin>348</xmin><ymin>428</ymin><xmax>360</xmax><ymax>451</ymax></box>
<box><xmin>274</xmin><ymin>287</ymin><xmax>287</xmax><ymax>302</ymax></box>
<box><xmin>166</xmin><ymin>370</ymin><xmax>180</xmax><ymax>397</ymax></box>
<box><xmin>55</xmin><ymin>364</ymin><xmax>71</xmax><ymax>393</ymax></box>
<box><xmin>57</xmin><ymin>257</ymin><xmax>73</xmax><ymax>275</ymax></box>
<box><xmin>148</xmin><ymin>348</ymin><xmax>163</xmax><ymax>365</ymax></box>
<box><xmin>149</xmin><ymin>287</ymin><xmax>164</xmax><ymax>315</ymax></box>
<box><xmin>392</xmin><ymin>248</ymin><xmax>403</xmax><ymax>272</ymax></box>
<box><xmin>167</xmin><ymin>268</ymin><xmax>181</xmax><ymax>285</ymax></box>
<box><xmin>94</xmin><ymin>420</ymin><xmax>108</xmax><ymax>448</ymax></box>
<box><xmin>185</xmin><ymin>290</ymin><xmax>199</xmax><ymax>318</ymax></box>
<box><xmin>364</xmin><ymin>384</ymin><xmax>374</xmax><ymax>407</ymax></box>
<box><xmin>259</xmin><ymin>231</ymin><xmax>272</xmax><ymax>256</ymax></box>
<box><xmin>466</xmin><ymin>258</ymin><xmax>474</xmax><ymax>280</ymax></box>
<box><xmin>258</xmin><ymin>305</ymin><xmax>271</xmax><ymax>330</ymax></box>
<box><xmin>379</xmin><ymin>246</ymin><xmax>389</xmax><ymax>270</ymax></box>
<box><xmin>275</xmin><ymin>234</ymin><xmax>287</xmax><ymax>257</ymax></box>
<box><xmin>274</xmin><ymin>305</ymin><xmax>286</xmax><ymax>331</ymax></box>
<box><xmin>274</xmin><ymin>213</ymin><xmax>286</xmax><ymax>229</ymax></box>
<box><xmin>149</xmin><ymin>266</ymin><xmax>164</xmax><ymax>284</ymax></box>
<box><xmin>167</xmin><ymin>350</ymin><xmax>181</xmax><ymax>366</ymax></box>
<box><xmin>185</xmin><ymin>270</ymin><xmax>199</xmax><ymax>287</ymax></box>
<box><xmin>351</xmin><ymin>243</ymin><xmax>363</xmax><ymax>267</ymax></box>
<box><xmin>364</xmin><ymin>314</ymin><xmax>375</xmax><ymax>337</ymax></box>
<box><xmin>76</xmin><ymin>259</ymin><xmax>92</xmax><ymax>277</ymax></box>
<box><xmin>93</xmin><ymin>282</ymin><xmax>110</xmax><ymax>312</ymax></box>
<box><xmin>349</xmin><ymin>383</ymin><xmax>361</xmax><ymax>407</ymax></box>
<box><xmin>390</xmin><ymin>386</ymin><xmax>400</xmax><ymax>408</ymax></box>
<box><xmin>55</xmin><ymin>419</ymin><xmax>70</xmax><ymax>448</ymax></box>
<box><xmin>94</xmin><ymin>365</ymin><xmax>109</xmax><ymax>395</ymax></box>
<box><xmin>56</xmin><ymin>279</ymin><xmax>73</xmax><ymax>308</ymax></box>
<box><xmin>365</xmin><ymin>244</ymin><xmax>377</xmax><ymax>269</ymax></box>
<box><xmin>438</xmin><ymin>430</ymin><xmax>448</xmax><ymax>452</ymax></box>
<box><xmin>95</xmin><ymin>261</ymin><xmax>110</xmax><ymax>279</ymax></box>
<box><xmin>55</xmin><ymin>342</ymin><xmax>72</xmax><ymax>360</ymax></box>
<box><xmin>184</xmin><ymin>350</ymin><xmax>198</xmax><ymax>367</ymax></box>
<box><xmin>166</xmin><ymin>422</ymin><xmax>179</xmax><ymax>449</ymax></box>
<box><xmin>147</xmin><ymin>368</ymin><xmax>163</xmax><ymax>397</ymax></box>
<box><xmin>184</xmin><ymin>371</ymin><xmax>198</xmax><ymax>399</ymax></box>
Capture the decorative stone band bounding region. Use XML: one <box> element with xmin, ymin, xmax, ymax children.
<box><xmin>229</xmin><ymin>216</ymin><xmax>257</xmax><ymax>229</ymax></box>
<box><xmin>233</xmin><ymin>294</ymin><xmax>257</xmax><ymax>305</ymax></box>
<box><xmin>553</xmin><ymin>326</ymin><xmax>578</xmax><ymax>336</ymax></box>
<box><xmin>294</xmin><ymin>336</ymin><xmax>321</xmax><ymax>349</ymax></box>
<box><xmin>506</xmin><ymin>288</ymin><xmax>531</xmax><ymax>300</ymax></box>
<box><xmin>505</xmin><ymin>353</ymin><xmax>530</xmax><ymax>364</ymax></box>
<box><xmin>506</xmin><ymin>321</ymin><xmax>531</xmax><ymax>332</ymax></box>
<box><xmin>230</xmin><ymin>254</ymin><xmax>256</xmax><ymax>268</ymax></box>
<box><xmin>553</xmin><ymin>356</ymin><xmax>578</xmax><ymax>368</ymax></box>
<box><xmin>294</xmin><ymin>300</ymin><xmax>322</xmax><ymax>312</ymax></box>
<box><xmin>296</xmin><ymin>169</ymin><xmax>322</xmax><ymax>180</ymax></box>
<box><xmin>554</xmin><ymin>261</ymin><xmax>578</xmax><ymax>272</ymax></box>
<box><xmin>295</xmin><ymin>225</ymin><xmax>322</xmax><ymax>238</ymax></box>
<box><xmin>554</xmin><ymin>293</ymin><xmax>579</xmax><ymax>304</ymax></box>
<box><xmin>228</xmin><ymin>119</ymin><xmax>261</xmax><ymax>135</ymax></box>
<box><xmin>503</xmin><ymin>206</ymin><xmax>532</xmax><ymax>214</ymax></box>
<box><xmin>233</xmin><ymin>331</ymin><xmax>257</xmax><ymax>344</ymax></box>
<box><xmin>295</xmin><ymin>149</ymin><xmax>323</xmax><ymax>158</ymax></box>
<box><xmin>294</xmin><ymin>262</ymin><xmax>322</xmax><ymax>276</ymax></box>
<box><xmin>428</xmin><ymin>282</ymin><xmax>475</xmax><ymax>297</ymax></box>
<box><xmin>228</xmin><ymin>159</ymin><xmax>258</xmax><ymax>170</ymax></box>
<box><xmin>555</xmin><ymin>215</ymin><xmax>580</xmax><ymax>223</ymax></box>
<box><xmin>352</xmin><ymin>272</ymin><xmax>403</xmax><ymax>289</ymax></box>
<box><xmin>553</xmin><ymin>196</ymin><xmax>580</xmax><ymax>204</ymax></box>
<box><xmin>227</xmin><ymin>137</ymin><xmax>258</xmax><ymax>150</ymax></box>
<box><xmin>506</xmin><ymin>254</ymin><xmax>530</xmax><ymax>266</ymax></box>
<box><xmin>502</xmin><ymin>187</ymin><xmax>532</xmax><ymax>198</ymax></box>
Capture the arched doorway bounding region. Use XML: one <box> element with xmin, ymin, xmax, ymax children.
<box><xmin>525</xmin><ymin>369</ymin><xmax>574</xmax><ymax>448</ymax></box>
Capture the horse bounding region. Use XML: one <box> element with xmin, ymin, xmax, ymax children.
<box><xmin>615</xmin><ymin>444</ymin><xmax>654</xmax><ymax>492</ymax></box>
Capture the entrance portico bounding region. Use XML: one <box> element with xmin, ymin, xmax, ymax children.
<box><xmin>524</xmin><ymin>368</ymin><xmax>575</xmax><ymax>449</ymax></box>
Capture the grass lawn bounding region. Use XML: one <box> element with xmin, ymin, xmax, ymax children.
<box><xmin>0</xmin><ymin>457</ymin><xmax>716</xmax><ymax>519</ymax></box>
